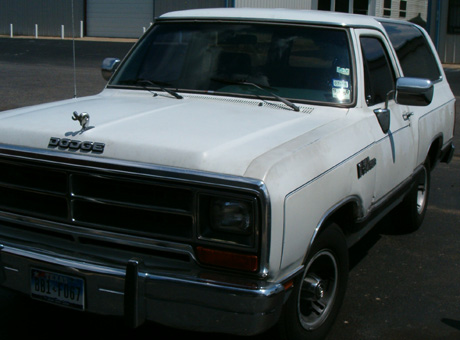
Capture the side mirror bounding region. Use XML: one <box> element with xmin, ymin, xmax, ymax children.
<box><xmin>395</xmin><ymin>77</ymin><xmax>433</xmax><ymax>106</ymax></box>
<box><xmin>101</xmin><ymin>58</ymin><xmax>121</xmax><ymax>81</ymax></box>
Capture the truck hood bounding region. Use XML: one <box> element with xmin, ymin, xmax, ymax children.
<box><xmin>0</xmin><ymin>89</ymin><xmax>346</xmax><ymax>178</ymax></box>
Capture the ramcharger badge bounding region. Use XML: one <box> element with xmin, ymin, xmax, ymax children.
<box><xmin>357</xmin><ymin>156</ymin><xmax>377</xmax><ymax>179</ymax></box>
<box><xmin>48</xmin><ymin>137</ymin><xmax>105</xmax><ymax>153</ymax></box>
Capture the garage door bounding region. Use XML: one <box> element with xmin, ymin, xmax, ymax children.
<box><xmin>87</xmin><ymin>0</ymin><xmax>153</xmax><ymax>38</ymax></box>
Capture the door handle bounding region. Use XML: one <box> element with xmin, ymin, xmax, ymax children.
<box><xmin>402</xmin><ymin>112</ymin><xmax>414</xmax><ymax>121</ymax></box>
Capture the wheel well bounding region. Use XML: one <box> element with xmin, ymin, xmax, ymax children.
<box><xmin>314</xmin><ymin>137</ymin><xmax>443</xmax><ymax>245</ymax></box>
<box><xmin>322</xmin><ymin>201</ymin><xmax>360</xmax><ymax>237</ymax></box>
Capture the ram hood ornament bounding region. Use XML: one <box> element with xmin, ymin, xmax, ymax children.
<box><xmin>72</xmin><ymin>111</ymin><xmax>91</xmax><ymax>131</ymax></box>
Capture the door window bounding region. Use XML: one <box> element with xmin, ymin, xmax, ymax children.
<box><xmin>360</xmin><ymin>37</ymin><xmax>395</xmax><ymax>106</ymax></box>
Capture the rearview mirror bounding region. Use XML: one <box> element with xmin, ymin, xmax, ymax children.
<box><xmin>101</xmin><ymin>58</ymin><xmax>121</xmax><ymax>81</ymax></box>
<box><xmin>395</xmin><ymin>77</ymin><xmax>433</xmax><ymax>106</ymax></box>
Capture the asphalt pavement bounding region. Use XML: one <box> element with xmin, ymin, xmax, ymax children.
<box><xmin>0</xmin><ymin>37</ymin><xmax>459</xmax><ymax>339</ymax></box>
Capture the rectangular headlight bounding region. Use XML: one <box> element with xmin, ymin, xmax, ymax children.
<box><xmin>198</xmin><ymin>194</ymin><xmax>258</xmax><ymax>248</ymax></box>
<box><xmin>211</xmin><ymin>199</ymin><xmax>253</xmax><ymax>234</ymax></box>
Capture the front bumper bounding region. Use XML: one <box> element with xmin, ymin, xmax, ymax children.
<box><xmin>0</xmin><ymin>242</ymin><xmax>286</xmax><ymax>336</ymax></box>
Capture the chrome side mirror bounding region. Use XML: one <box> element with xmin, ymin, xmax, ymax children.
<box><xmin>101</xmin><ymin>58</ymin><xmax>120</xmax><ymax>81</ymax></box>
<box><xmin>395</xmin><ymin>77</ymin><xmax>433</xmax><ymax>106</ymax></box>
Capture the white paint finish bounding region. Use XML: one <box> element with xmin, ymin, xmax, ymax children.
<box><xmin>160</xmin><ymin>7</ymin><xmax>385</xmax><ymax>29</ymax></box>
<box><xmin>376</xmin><ymin>0</ymin><xmax>428</xmax><ymax>21</ymax></box>
<box><xmin>415</xmin><ymin>81</ymin><xmax>456</xmax><ymax>164</ymax></box>
<box><xmin>0</xmin><ymin>90</ymin><xmax>343</xmax><ymax>179</ymax></box>
<box><xmin>259</xmin><ymin>114</ymin><xmax>380</xmax><ymax>274</ymax></box>
<box><xmin>354</xmin><ymin>28</ymin><xmax>417</xmax><ymax>200</ymax></box>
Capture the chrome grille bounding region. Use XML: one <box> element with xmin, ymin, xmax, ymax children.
<box><xmin>0</xmin><ymin>158</ymin><xmax>195</xmax><ymax>241</ymax></box>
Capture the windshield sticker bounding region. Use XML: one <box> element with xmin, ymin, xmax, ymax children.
<box><xmin>336</xmin><ymin>67</ymin><xmax>350</xmax><ymax>76</ymax></box>
<box><xmin>332</xmin><ymin>88</ymin><xmax>350</xmax><ymax>101</ymax></box>
<box><xmin>333</xmin><ymin>79</ymin><xmax>349</xmax><ymax>88</ymax></box>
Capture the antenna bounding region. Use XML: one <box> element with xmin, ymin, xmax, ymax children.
<box><xmin>71</xmin><ymin>0</ymin><xmax>77</xmax><ymax>98</ymax></box>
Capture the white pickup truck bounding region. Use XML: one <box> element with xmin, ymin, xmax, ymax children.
<box><xmin>0</xmin><ymin>8</ymin><xmax>455</xmax><ymax>340</ymax></box>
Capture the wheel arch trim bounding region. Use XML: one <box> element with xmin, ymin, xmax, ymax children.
<box><xmin>307</xmin><ymin>195</ymin><xmax>363</xmax><ymax>257</ymax></box>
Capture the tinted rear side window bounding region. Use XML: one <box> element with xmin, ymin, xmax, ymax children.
<box><xmin>382</xmin><ymin>22</ymin><xmax>441</xmax><ymax>81</ymax></box>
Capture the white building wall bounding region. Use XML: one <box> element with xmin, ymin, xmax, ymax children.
<box><xmin>375</xmin><ymin>0</ymin><xmax>427</xmax><ymax>21</ymax></box>
<box><xmin>408</xmin><ymin>0</ymin><xmax>428</xmax><ymax>20</ymax></box>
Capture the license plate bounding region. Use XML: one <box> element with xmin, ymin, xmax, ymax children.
<box><xmin>30</xmin><ymin>269</ymin><xmax>85</xmax><ymax>311</ymax></box>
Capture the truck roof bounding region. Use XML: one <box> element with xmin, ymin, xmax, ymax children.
<box><xmin>158</xmin><ymin>7</ymin><xmax>400</xmax><ymax>30</ymax></box>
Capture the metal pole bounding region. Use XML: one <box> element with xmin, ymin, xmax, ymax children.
<box><xmin>435</xmin><ymin>0</ymin><xmax>441</xmax><ymax>50</ymax></box>
<box><xmin>426</xmin><ymin>0</ymin><xmax>432</xmax><ymax>34</ymax></box>
<box><xmin>71</xmin><ymin>0</ymin><xmax>77</xmax><ymax>98</ymax></box>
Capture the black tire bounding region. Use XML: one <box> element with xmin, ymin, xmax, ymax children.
<box><xmin>397</xmin><ymin>162</ymin><xmax>431</xmax><ymax>232</ymax></box>
<box><xmin>277</xmin><ymin>224</ymin><xmax>349</xmax><ymax>340</ymax></box>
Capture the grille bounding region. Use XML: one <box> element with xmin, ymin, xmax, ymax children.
<box><xmin>0</xmin><ymin>158</ymin><xmax>195</xmax><ymax>241</ymax></box>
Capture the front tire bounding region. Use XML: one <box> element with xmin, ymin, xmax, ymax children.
<box><xmin>278</xmin><ymin>224</ymin><xmax>348</xmax><ymax>340</ymax></box>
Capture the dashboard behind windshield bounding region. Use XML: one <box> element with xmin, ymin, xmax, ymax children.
<box><xmin>110</xmin><ymin>21</ymin><xmax>353</xmax><ymax>105</ymax></box>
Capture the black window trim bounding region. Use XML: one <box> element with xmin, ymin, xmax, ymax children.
<box><xmin>359</xmin><ymin>32</ymin><xmax>398</xmax><ymax>107</ymax></box>
<box><xmin>108</xmin><ymin>18</ymin><xmax>359</xmax><ymax>108</ymax></box>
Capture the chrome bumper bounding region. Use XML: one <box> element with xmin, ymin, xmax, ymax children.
<box><xmin>0</xmin><ymin>243</ymin><xmax>286</xmax><ymax>336</ymax></box>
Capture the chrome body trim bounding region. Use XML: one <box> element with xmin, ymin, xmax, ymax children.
<box><xmin>0</xmin><ymin>143</ymin><xmax>271</xmax><ymax>277</ymax></box>
<box><xmin>0</xmin><ymin>144</ymin><xmax>281</xmax><ymax>333</ymax></box>
<box><xmin>0</xmin><ymin>242</ymin><xmax>285</xmax><ymax>335</ymax></box>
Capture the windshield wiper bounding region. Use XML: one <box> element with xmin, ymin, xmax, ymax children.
<box><xmin>130</xmin><ymin>79</ymin><xmax>183</xmax><ymax>99</ymax></box>
<box><xmin>212</xmin><ymin>77</ymin><xmax>300</xmax><ymax>112</ymax></box>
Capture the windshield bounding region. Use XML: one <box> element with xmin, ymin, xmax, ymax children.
<box><xmin>110</xmin><ymin>21</ymin><xmax>353</xmax><ymax>105</ymax></box>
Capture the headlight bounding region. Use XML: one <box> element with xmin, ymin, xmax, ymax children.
<box><xmin>211</xmin><ymin>199</ymin><xmax>252</xmax><ymax>235</ymax></box>
<box><xmin>198</xmin><ymin>194</ymin><xmax>258</xmax><ymax>248</ymax></box>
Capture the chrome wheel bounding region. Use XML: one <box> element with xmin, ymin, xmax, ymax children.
<box><xmin>416</xmin><ymin>168</ymin><xmax>428</xmax><ymax>215</ymax></box>
<box><xmin>277</xmin><ymin>225</ymin><xmax>348</xmax><ymax>340</ymax></box>
<box><xmin>397</xmin><ymin>162</ymin><xmax>431</xmax><ymax>232</ymax></box>
<box><xmin>298</xmin><ymin>250</ymin><xmax>338</xmax><ymax>330</ymax></box>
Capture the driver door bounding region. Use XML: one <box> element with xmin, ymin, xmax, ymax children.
<box><xmin>357</xmin><ymin>29</ymin><xmax>417</xmax><ymax>202</ymax></box>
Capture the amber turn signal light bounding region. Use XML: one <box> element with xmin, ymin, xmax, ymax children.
<box><xmin>196</xmin><ymin>246</ymin><xmax>259</xmax><ymax>272</ymax></box>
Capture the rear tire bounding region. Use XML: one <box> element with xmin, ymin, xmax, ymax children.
<box><xmin>397</xmin><ymin>162</ymin><xmax>431</xmax><ymax>232</ymax></box>
<box><xmin>278</xmin><ymin>224</ymin><xmax>348</xmax><ymax>340</ymax></box>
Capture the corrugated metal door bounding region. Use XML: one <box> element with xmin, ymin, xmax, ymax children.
<box><xmin>87</xmin><ymin>0</ymin><xmax>153</xmax><ymax>38</ymax></box>
<box><xmin>154</xmin><ymin>0</ymin><xmax>227</xmax><ymax>17</ymax></box>
<box><xmin>234</xmin><ymin>0</ymin><xmax>313</xmax><ymax>9</ymax></box>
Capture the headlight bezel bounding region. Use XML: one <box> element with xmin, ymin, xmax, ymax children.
<box><xmin>197</xmin><ymin>192</ymin><xmax>260</xmax><ymax>249</ymax></box>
